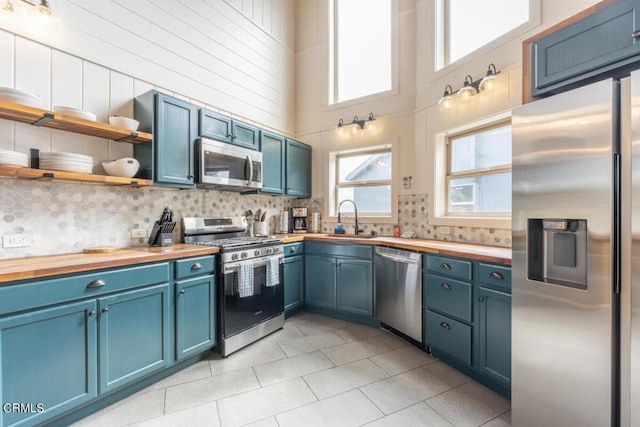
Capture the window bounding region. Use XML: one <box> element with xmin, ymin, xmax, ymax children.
<box><xmin>437</xmin><ymin>0</ymin><xmax>531</xmax><ymax>68</ymax></box>
<box><xmin>446</xmin><ymin>123</ymin><xmax>511</xmax><ymax>216</ymax></box>
<box><xmin>331</xmin><ymin>0</ymin><xmax>392</xmax><ymax>103</ymax></box>
<box><xmin>333</xmin><ymin>147</ymin><xmax>392</xmax><ymax>216</ymax></box>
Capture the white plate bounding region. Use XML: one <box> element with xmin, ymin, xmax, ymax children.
<box><xmin>41</xmin><ymin>151</ymin><xmax>93</xmax><ymax>162</ymax></box>
<box><xmin>0</xmin><ymin>93</ymin><xmax>44</xmax><ymax>109</ymax></box>
<box><xmin>40</xmin><ymin>162</ymin><xmax>93</xmax><ymax>173</ymax></box>
<box><xmin>53</xmin><ymin>106</ymin><xmax>97</xmax><ymax>122</ymax></box>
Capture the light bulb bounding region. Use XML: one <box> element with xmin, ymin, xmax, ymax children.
<box><xmin>30</xmin><ymin>0</ymin><xmax>60</xmax><ymax>32</ymax></box>
<box><xmin>350</xmin><ymin>123</ymin><xmax>359</xmax><ymax>134</ymax></box>
<box><xmin>438</xmin><ymin>94</ymin><xmax>454</xmax><ymax>110</ymax></box>
<box><xmin>0</xmin><ymin>0</ymin><xmax>14</xmax><ymax>14</ymax></box>
<box><xmin>479</xmin><ymin>74</ymin><xmax>496</xmax><ymax>92</ymax></box>
<box><xmin>337</xmin><ymin>126</ymin><xmax>345</xmax><ymax>137</ymax></box>
<box><xmin>365</xmin><ymin>121</ymin><xmax>376</xmax><ymax>132</ymax></box>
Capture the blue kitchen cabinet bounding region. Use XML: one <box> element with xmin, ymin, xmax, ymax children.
<box><xmin>134</xmin><ymin>91</ymin><xmax>198</xmax><ymax>188</ymax></box>
<box><xmin>175</xmin><ymin>275</ymin><xmax>216</xmax><ymax>360</ymax></box>
<box><xmin>284</xmin><ymin>242</ymin><xmax>305</xmax><ymax>316</ymax></box>
<box><xmin>232</xmin><ymin>120</ymin><xmax>259</xmax><ymax>150</ymax></box>
<box><xmin>0</xmin><ymin>300</ymin><xmax>98</xmax><ymax>427</ymax></box>
<box><xmin>336</xmin><ymin>258</ymin><xmax>374</xmax><ymax>317</ymax></box>
<box><xmin>199</xmin><ymin>108</ymin><xmax>259</xmax><ymax>150</ymax></box>
<box><xmin>477</xmin><ymin>287</ymin><xmax>511</xmax><ymax>387</ymax></box>
<box><xmin>528</xmin><ymin>0</ymin><xmax>640</xmax><ymax>99</ymax></box>
<box><xmin>259</xmin><ymin>130</ymin><xmax>286</xmax><ymax>195</ymax></box>
<box><xmin>98</xmin><ymin>283</ymin><xmax>171</xmax><ymax>394</ymax></box>
<box><xmin>305</xmin><ymin>255</ymin><xmax>337</xmax><ymax>310</ymax></box>
<box><xmin>285</xmin><ymin>139</ymin><xmax>312</xmax><ymax>198</ymax></box>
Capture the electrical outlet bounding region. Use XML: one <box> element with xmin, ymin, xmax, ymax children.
<box><xmin>438</xmin><ymin>227</ymin><xmax>451</xmax><ymax>234</ymax></box>
<box><xmin>131</xmin><ymin>229</ymin><xmax>147</xmax><ymax>239</ymax></box>
<box><xmin>3</xmin><ymin>234</ymin><xmax>32</xmax><ymax>248</ymax></box>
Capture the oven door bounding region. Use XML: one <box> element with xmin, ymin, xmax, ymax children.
<box><xmin>197</xmin><ymin>138</ymin><xmax>262</xmax><ymax>190</ymax></box>
<box><xmin>221</xmin><ymin>256</ymin><xmax>284</xmax><ymax>338</ymax></box>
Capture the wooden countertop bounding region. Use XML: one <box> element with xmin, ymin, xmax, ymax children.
<box><xmin>0</xmin><ymin>244</ymin><xmax>219</xmax><ymax>284</ymax></box>
<box><xmin>282</xmin><ymin>234</ymin><xmax>511</xmax><ymax>265</ymax></box>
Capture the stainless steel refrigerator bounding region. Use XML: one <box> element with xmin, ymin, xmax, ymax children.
<box><xmin>512</xmin><ymin>71</ymin><xmax>640</xmax><ymax>426</ymax></box>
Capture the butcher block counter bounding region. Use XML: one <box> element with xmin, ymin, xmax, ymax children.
<box><xmin>0</xmin><ymin>244</ymin><xmax>219</xmax><ymax>284</ymax></box>
<box><xmin>276</xmin><ymin>234</ymin><xmax>511</xmax><ymax>265</ymax></box>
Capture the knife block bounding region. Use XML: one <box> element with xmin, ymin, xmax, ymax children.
<box><xmin>148</xmin><ymin>221</ymin><xmax>175</xmax><ymax>247</ymax></box>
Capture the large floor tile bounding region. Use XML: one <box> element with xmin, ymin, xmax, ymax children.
<box><xmin>361</xmin><ymin>368</ymin><xmax>452</xmax><ymax>415</ymax></box>
<box><xmin>276</xmin><ymin>389</ymin><xmax>383</xmax><ymax>427</ymax></box>
<box><xmin>303</xmin><ymin>358</ymin><xmax>389</xmax><ymax>400</ymax></box>
<box><xmin>209</xmin><ymin>343</ymin><xmax>286</xmax><ymax>376</ymax></box>
<box><xmin>243</xmin><ymin>417</ymin><xmax>279</xmax><ymax>427</ymax></box>
<box><xmin>287</xmin><ymin>312</ymin><xmax>353</xmax><ymax>336</ymax></box>
<box><xmin>363</xmin><ymin>402</ymin><xmax>454</xmax><ymax>427</ymax></box>
<box><xmin>376</xmin><ymin>329</ymin><xmax>412</xmax><ymax>349</ymax></box>
<box><xmin>426</xmin><ymin>382</ymin><xmax>511</xmax><ymax>427</ymax></box>
<box><xmin>71</xmin><ymin>389</ymin><xmax>165</xmax><ymax>427</ymax></box>
<box><xmin>252</xmin><ymin>323</ymin><xmax>305</xmax><ymax>347</ymax></box>
<box><xmin>140</xmin><ymin>360</ymin><xmax>213</xmax><ymax>393</ymax></box>
<box><xmin>334</xmin><ymin>324</ymin><xmax>383</xmax><ymax>342</ymax></box>
<box><xmin>277</xmin><ymin>331</ymin><xmax>346</xmax><ymax>357</ymax></box>
<box><xmin>129</xmin><ymin>402</ymin><xmax>219</xmax><ymax>427</ymax></box>
<box><xmin>253</xmin><ymin>351</ymin><xmax>334</xmax><ymax>386</ymax></box>
<box><xmin>423</xmin><ymin>361</ymin><xmax>471</xmax><ymax>388</ymax></box>
<box><xmin>369</xmin><ymin>345</ymin><xmax>437</xmax><ymax>376</ymax></box>
<box><xmin>321</xmin><ymin>336</ymin><xmax>393</xmax><ymax>365</ymax></box>
<box><xmin>164</xmin><ymin>368</ymin><xmax>260</xmax><ymax>414</ymax></box>
<box><xmin>217</xmin><ymin>377</ymin><xmax>317</xmax><ymax>427</ymax></box>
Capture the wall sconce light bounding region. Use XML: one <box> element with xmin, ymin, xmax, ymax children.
<box><xmin>337</xmin><ymin>112</ymin><xmax>376</xmax><ymax>135</ymax></box>
<box><xmin>1</xmin><ymin>0</ymin><xmax>60</xmax><ymax>30</ymax></box>
<box><xmin>438</xmin><ymin>64</ymin><xmax>500</xmax><ymax>110</ymax></box>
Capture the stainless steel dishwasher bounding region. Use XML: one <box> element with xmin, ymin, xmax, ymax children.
<box><xmin>375</xmin><ymin>246</ymin><xmax>423</xmax><ymax>342</ymax></box>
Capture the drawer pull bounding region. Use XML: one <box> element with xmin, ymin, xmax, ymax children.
<box><xmin>87</xmin><ymin>279</ymin><xmax>107</xmax><ymax>289</ymax></box>
<box><xmin>179</xmin><ymin>289</ymin><xmax>185</xmax><ymax>295</ymax></box>
<box><xmin>88</xmin><ymin>311</ymin><xmax>96</xmax><ymax>317</ymax></box>
<box><xmin>633</xmin><ymin>29</ymin><xmax>640</xmax><ymax>39</ymax></box>
<box><xmin>441</xmin><ymin>263</ymin><xmax>452</xmax><ymax>270</ymax></box>
<box><xmin>440</xmin><ymin>322</ymin><xmax>451</xmax><ymax>330</ymax></box>
<box><xmin>290</xmin><ymin>247</ymin><xmax>296</xmax><ymax>253</ymax></box>
<box><xmin>102</xmin><ymin>307</ymin><xmax>109</xmax><ymax>314</ymax></box>
<box><xmin>489</xmin><ymin>271</ymin><xmax>504</xmax><ymax>280</ymax></box>
<box><xmin>191</xmin><ymin>262</ymin><xmax>203</xmax><ymax>270</ymax></box>
<box><xmin>441</xmin><ymin>283</ymin><xmax>452</xmax><ymax>291</ymax></box>
<box><xmin>479</xmin><ymin>296</ymin><xmax>486</xmax><ymax>302</ymax></box>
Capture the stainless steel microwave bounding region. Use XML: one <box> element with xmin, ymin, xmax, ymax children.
<box><xmin>196</xmin><ymin>137</ymin><xmax>262</xmax><ymax>191</ymax></box>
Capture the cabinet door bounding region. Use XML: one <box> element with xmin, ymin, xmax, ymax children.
<box><xmin>284</xmin><ymin>255</ymin><xmax>304</xmax><ymax>315</ymax></box>
<box><xmin>531</xmin><ymin>0</ymin><xmax>640</xmax><ymax>97</ymax></box>
<box><xmin>477</xmin><ymin>287</ymin><xmax>511</xmax><ymax>386</ymax></box>
<box><xmin>285</xmin><ymin>139</ymin><xmax>312</xmax><ymax>198</ymax></box>
<box><xmin>260</xmin><ymin>130</ymin><xmax>286</xmax><ymax>194</ymax></box>
<box><xmin>155</xmin><ymin>93</ymin><xmax>197</xmax><ymax>187</ymax></box>
<box><xmin>305</xmin><ymin>255</ymin><xmax>336</xmax><ymax>309</ymax></box>
<box><xmin>0</xmin><ymin>300</ymin><xmax>97</xmax><ymax>427</ymax></box>
<box><xmin>175</xmin><ymin>275</ymin><xmax>216</xmax><ymax>360</ymax></box>
<box><xmin>98</xmin><ymin>284</ymin><xmax>170</xmax><ymax>394</ymax></box>
<box><xmin>232</xmin><ymin>120</ymin><xmax>259</xmax><ymax>150</ymax></box>
<box><xmin>336</xmin><ymin>258</ymin><xmax>373</xmax><ymax>317</ymax></box>
<box><xmin>199</xmin><ymin>108</ymin><xmax>232</xmax><ymax>143</ymax></box>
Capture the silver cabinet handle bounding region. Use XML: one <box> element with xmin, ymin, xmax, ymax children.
<box><xmin>441</xmin><ymin>283</ymin><xmax>452</xmax><ymax>290</ymax></box>
<box><xmin>289</xmin><ymin>247</ymin><xmax>296</xmax><ymax>253</ymax></box>
<box><xmin>489</xmin><ymin>271</ymin><xmax>504</xmax><ymax>280</ymax></box>
<box><xmin>479</xmin><ymin>296</ymin><xmax>486</xmax><ymax>302</ymax></box>
<box><xmin>440</xmin><ymin>322</ymin><xmax>451</xmax><ymax>330</ymax></box>
<box><xmin>102</xmin><ymin>307</ymin><xmax>109</xmax><ymax>314</ymax></box>
<box><xmin>191</xmin><ymin>262</ymin><xmax>203</xmax><ymax>270</ymax></box>
<box><xmin>633</xmin><ymin>29</ymin><xmax>640</xmax><ymax>39</ymax></box>
<box><xmin>441</xmin><ymin>263</ymin><xmax>452</xmax><ymax>270</ymax></box>
<box><xmin>179</xmin><ymin>289</ymin><xmax>185</xmax><ymax>295</ymax></box>
<box><xmin>88</xmin><ymin>311</ymin><xmax>96</xmax><ymax>317</ymax></box>
<box><xmin>87</xmin><ymin>279</ymin><xmax>106</xmax><ymax>288</ymax></box>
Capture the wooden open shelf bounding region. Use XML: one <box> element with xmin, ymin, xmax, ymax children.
<box><xmin>0</xmin><ymin>165</ymin><xmax>152</xmax><ymax>187</ymax></box>
<box><xmin>0</xmin><ymin>100</ymin><xmax>153</xmax><ymax>144</ymax></box>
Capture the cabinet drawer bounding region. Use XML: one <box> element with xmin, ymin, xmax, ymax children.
<box><xmin>426</xmin><ymin>255</ymin><xmax>472</xmax><ymax>281</ymax></box>
<box><xmin>477</xmin><ymin>263</ymin><xmax>511</xmax><ymax>293</ymax></box>
<box><xmin>284</xmin><ymin>242</ymin><xmax>304</xmax><ymax>257</ymax></box>
<box><xmin>175</xmin><ymin>256</ymin><xmax>215</xmax><ymax>279</ymax></box>
<box><xmin>425</xmin><ymin>310</ymin><xmax>472</xmax><ymax>365</ymax></box>
<box><xmin>0</xmin><ymin>263</ymin><xmax>169</xmax><ymax>316</ymax></box>
<box><xmin>425</xmin><ymin>274</ymin><xmax>472</xmax><ymax>322</ymax></box>
<box><xmin>305</xmin><ymin>241</ymin><xmax>373</xmax><ymax>259</ymax></box>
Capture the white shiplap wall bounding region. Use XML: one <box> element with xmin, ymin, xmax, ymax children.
<box><xmin>0</xmin><ymin>0</ymin><xmax>295</xmax><ymax>135</ymax></box>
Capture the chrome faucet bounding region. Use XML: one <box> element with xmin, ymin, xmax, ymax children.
<box><xmin>337</xmin><ymin>199</ymin><xmax>363</xmax><ymax>235</ymax></box>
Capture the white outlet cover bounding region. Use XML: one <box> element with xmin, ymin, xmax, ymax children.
<box><xmin>3</xmin><ymin>234</ymin><xmax>32</xmax><ymax>248</ymax></box>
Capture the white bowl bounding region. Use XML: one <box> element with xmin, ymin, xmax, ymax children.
<box><xmin>109</xmin><ymin>116</ymin><xmax>139</xmax><ymax>131</ymax></box>
<box><xmin>102</xmin><ymin>157</ymin><xmax>140</xmax><ymax>178</ymax></box>
<box><xmin>53</xmin><ymin>106</ymin><xmax>97</xmax><ymax>121</ymax></box>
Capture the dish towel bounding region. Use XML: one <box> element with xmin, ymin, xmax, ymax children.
<box><xmin>266</xmin><ymin>255</ymin><xmax>281</xmax><ymax>288</ymax></box>
<box><xmin>237</xmin><ymin>260</ymin><xmax>254</xmax><ymax>298</ymax></box>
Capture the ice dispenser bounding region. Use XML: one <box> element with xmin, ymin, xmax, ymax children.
<box><xmin>527</xmin><ymin>219</ymin><xmax>587</xmax><ymax>290</ymax></box>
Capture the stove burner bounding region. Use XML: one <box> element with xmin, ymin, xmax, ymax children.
<box><xmin>193</xmin><ymin>236</ymin><xmax>281</xmax><ymax>249</ymax></box>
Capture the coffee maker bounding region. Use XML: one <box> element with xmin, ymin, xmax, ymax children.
<box><xmin>290</xmin><ymin>207</ymin><xmax>308</xmax><ymax>233</ymax></box>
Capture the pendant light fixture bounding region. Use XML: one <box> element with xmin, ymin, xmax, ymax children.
<box><xmin>479</xmin><ymin>63</ymin><xmax>498</xmax><ymax>92</ymax></box>
<box><xmin>336</xmin><ymin>113</ymin><xmax>377</xmax><ymax>136</ymax></box>
<box><xmin>437</xmin><ymin>64</ymin><xmax>501</xmax><ymax>110</ymax></box>
<box><xmin>1</xmin><ymin>0</ymin><xmax>60</xmax><ymax>30</ymax></box>
<box><xmin>457</xmin><ymin>75</ymin><xmax>477</xmax><ymax>101</ymax></box>
<box><xmin>438</xmin><ymin>85</ymin><xmax>454</xmax><ymax>110</ymax></box>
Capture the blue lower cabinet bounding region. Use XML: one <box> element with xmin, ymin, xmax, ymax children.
<box><xmin>305</xmin><ymin>255</ymin><xmax>337</xmax><ymax>309</ymax></box>
<box><xmin>0</xmin><ymin>300</ymin><xmax>98</xmax><ymax>427</ymax></box>
<box><xmin>336</xmin><ymin>258</ymin><xmax>373</xmax><ymax>317</ymax></box>
<box><xmin>284</xmin><ymin>255</ymin><xmax>304</xmax><ymax>315</ymax></box>
<box><xmin>175</xmin><ymin>275</ymin><xmax>216</xmax><ymax>360</ymax></box>
<box><xmin>425</xmin><ymin>310</ymin><xmax>472</xmax><ymax>365</ymax></box>
<box><xmin>98</xmin><ymin>284</ymin><xmax>171</xmax><ymax>394</ymax></box>
<box><xmin>477</xmin><ymin>287</ymin><xmax>511</xmax><ymax>387</ymax></box>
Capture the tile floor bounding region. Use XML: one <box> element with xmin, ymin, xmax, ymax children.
<box><xmin>72</xmin><ymin>311</ymin><xmax>511</xmax><ymax>427</ymax></box>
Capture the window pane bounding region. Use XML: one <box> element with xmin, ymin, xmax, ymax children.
<box><xmin>338</xmin><ymin>185</ymin><xmax>391</xmax><ymax>214</ymax></box>
<box><xmin>448</xmin><ymin>0</ymin><xmax>528</xmax><ymax>64</ymax></box>
<box><xmin>448</xmin><ymin>173</ymin><xmax>511</xmax><ymax>213</ymax></box>
<box><xmin>450</xmin><ymin>125</ymin><xmax>511</xmax><ymax>173</ymax></box>
<box><xmin>336</xmin><ymin>0</ymin><xmax>391</xmax><ymax>102</ymax></box>
<box><xmin>339</xmin><ymin>152</ymin><xmax>392</xmax><ymax>183</ymax></box>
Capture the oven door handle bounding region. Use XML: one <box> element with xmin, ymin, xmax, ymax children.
<box><xmin>245</xmin><ymin>155</ymin><xmax>253</xmax><ymax>184</ymax></box>
<box><xmin>223</xmin><ymin>256</ymin><xmax>284</xmax><ymax>274</ymax></box>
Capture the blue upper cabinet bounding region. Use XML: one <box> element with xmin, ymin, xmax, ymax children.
<box><xmin>199</xmin><ymin>108</ymin><xmax>259</xmax><ymax>151</ymax></box>
<box><xmin>286</xmin><ymin>139</ymin><xmax>312</xmax><ymax>198</ymax></box>
<box><xmin>134</xmin><ymin>91</ymin><xmax>197</xmax><ymax>188</ymax></box>
<box><xmin>527</xmin><ymin>0</ymin><xmax>640</xmax><ymax>100</ymax></box>
<box><xmin>259</xmin><ymin>130</ymin><xmax>286</xmax><ymax>195</ymax></box>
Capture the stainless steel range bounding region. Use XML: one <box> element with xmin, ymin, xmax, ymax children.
<box><xmin>182</xmin><ymin>217</ymin><xmax>284</xmax><ymax>356</ymax></box>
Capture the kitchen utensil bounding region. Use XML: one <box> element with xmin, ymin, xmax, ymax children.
<box><xmin>260</xmin><ymin>210</ymin><xmax>267</xmax><ymax>222</ymax></box>
<box><xmin>109</xmin><ymin>116</ymin><xmax>140</xmax><ymax>131</ymax></box>
<box><xmin>102</xmin><ymin>157</ymin><xmax>140</xmax><ymax>177</ymax></box>
<box><xmin>255</xmin><ymin>209</ymin><xmax>263</xmax><ymax>222</ymax></box>
<box><xmin>53</xmin><ymin>106</ymin><xmax>97</xmax><ymax>121</ymax></box>
<box><xmin>310</xmin><ymin>212</ymin><xmax>321</xmax><ymax>233</ymax></box>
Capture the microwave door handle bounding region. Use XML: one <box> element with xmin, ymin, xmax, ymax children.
<box><xmin>245</xmin><ymin>155</ymin><xmax>253</xmax><ymax>183</ymax></box>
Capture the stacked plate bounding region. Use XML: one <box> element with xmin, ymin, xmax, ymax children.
<box><xmin>0</xmin><ymin>87</ymin><xmax>44</xmax><ymax>109</ymax></box>
<box><xmin>0</xmin><ymin>149</ymin><xmax>28</xmax><ymax>167</ymax></box>
<box><xmin>40</xmin><ymin>152</ymin><xmax>93</xmax><ymax>174</ymax></box>
<box><xmin>53</xmin><ymin>106</ymin><xmax>97</xmax><ymax>121</ymax></box>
